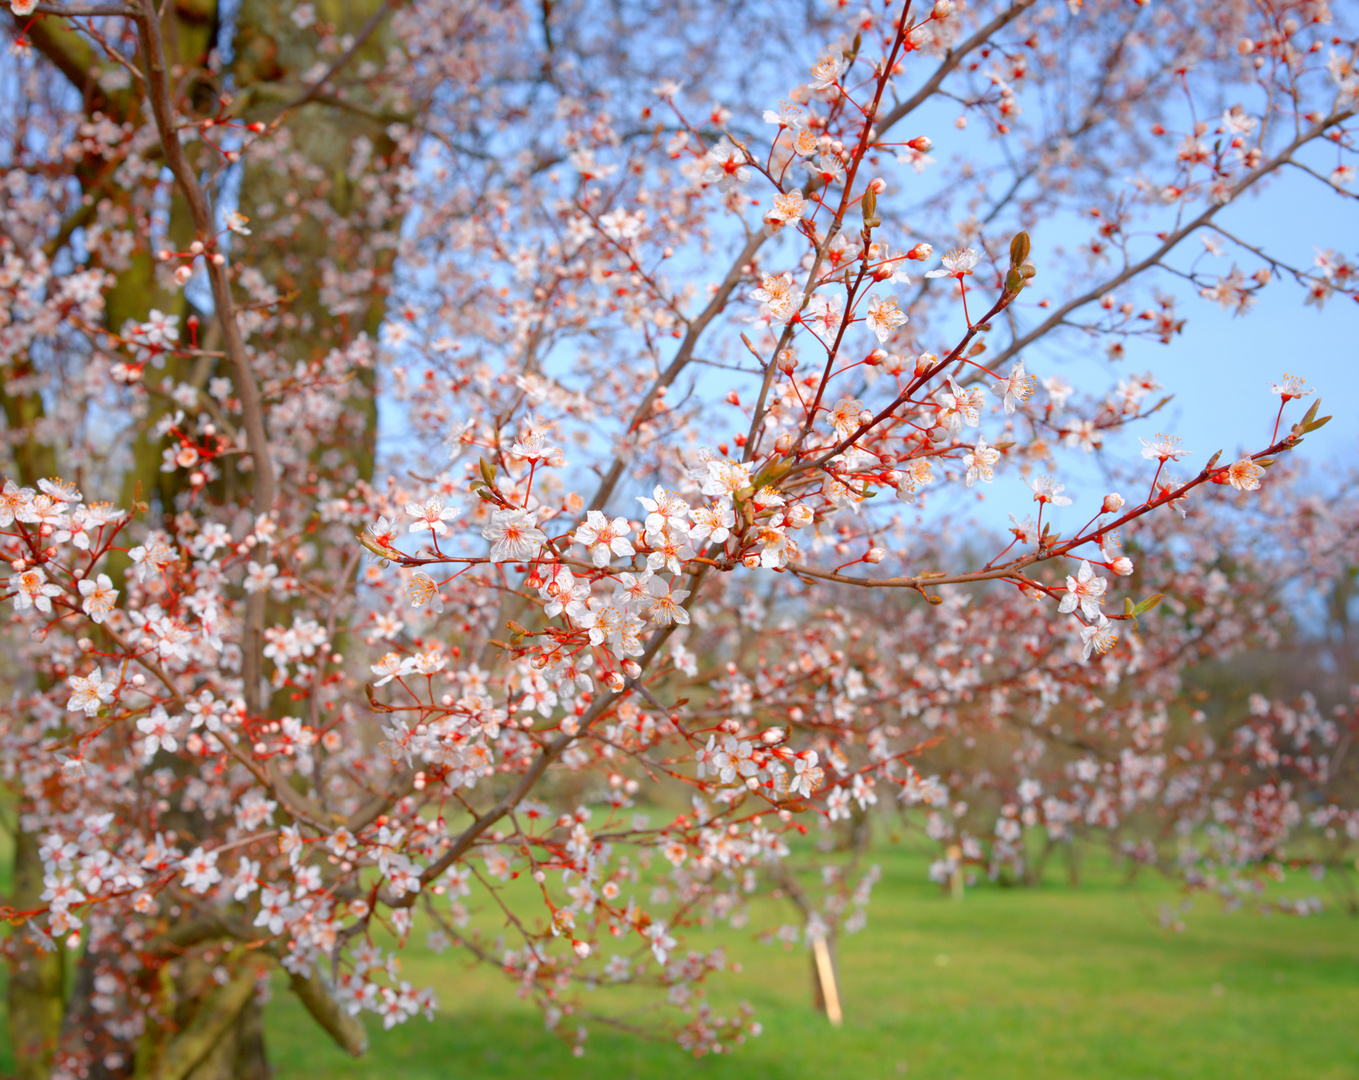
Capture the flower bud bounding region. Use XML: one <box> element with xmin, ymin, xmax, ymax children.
<box><xmin>907</xmin><ymin>136</ymin><xmax>932</xmax><ymax>152</ymax></box>
<box><xmin>932</xmin><ymin>0</ymin><xmax>953</xmax><ymax>17</ymax></box>
<box><xmin>861</xmin><ymin>187</ymin><xmax>880</xmax><ymax>229</ymax></box>
<box><xmin>907</xmin><ymin>242</ymin><xmax>933</xmax><ymax>261</ymax></box>
<box><xmin>1111</xmin><ymin>557</ymin><xmax>1135</xmax><ymax>577</ymax></box>
<box><xmin>604</xmin><ymin>672</ymin><xmax>626</xmax><ymax>693</ymax></box>
<box><xmin>1102</xmin><ymin>493</ymin><xmax>1125</xmax><ymax>514</ymax></box>
<box><xmin>865</xmin><ymin>546</ymin><xmax>886</xmax><ymax>563</ymax></box>
<box><xmin>622</xmin><ymin>659</ymin><xmax>641</xmax><ymax>679</ymax></box>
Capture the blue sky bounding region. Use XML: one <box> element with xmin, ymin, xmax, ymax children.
<box><xmin>973</xmin><ymin>158</ymin><xmax>1359</xmax><ymax>540</ymax></box>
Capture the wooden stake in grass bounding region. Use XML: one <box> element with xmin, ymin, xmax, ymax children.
<box><xmin>947</xmin><ymin>844</ymin><xmax>965</xmax><ymax>901</ymax></box>
<box><xmin>811</xmin><ymin>934</ymin><xmax>843</xmax><ymax>1028</ymax></box>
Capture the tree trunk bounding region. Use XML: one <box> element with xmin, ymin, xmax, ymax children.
<box><xmin>4</xmin><ymin>0</ymin><xmax>399</xmax><ymax>1072</ymax></box>
<box><xmin>1</xmin><ymin>369</ymin><xmax>65</xmax><ymax>1080</ymax></box>
<box><xmin>1065</xmin><ymin>841</ymin><xmax>1081</xmax><ymax>888</ymax></box>
<box><xmin>7</xmin><ymin>831</ymin><xmax>67</xmax><ymax>1080</ymax></box>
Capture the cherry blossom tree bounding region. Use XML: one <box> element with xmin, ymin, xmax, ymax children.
<box><xmin>877</xmin><ymin>468</ymin><xmax>1359</xmax><ymax>899</ymax></box>
<box><xmin>2</xmin><ymin>0</ymin><xmax>1357</xmax><ymax>1077</ymax></box>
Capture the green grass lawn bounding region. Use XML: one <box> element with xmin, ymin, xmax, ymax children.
<box><xmin>254</xmin><ymin>844</ymin><xmax>1359</xmax><ymax>1080</ymax></box>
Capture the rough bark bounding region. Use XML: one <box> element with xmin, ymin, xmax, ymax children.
<box><xmin>4</xmin><ymin>0</ymin><xmax>398</xmax><ymax>1073</ymax></box>
<box><xmin>7</xmin><ymin>831</ymin><xmax>67</xmax><ymax>1080</ymax></box>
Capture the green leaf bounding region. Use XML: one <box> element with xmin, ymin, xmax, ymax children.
<box><xmin>1132</xmin><ymin>593</ymin><xmax>1163</xmax><ymax>616</ymax></box>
